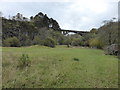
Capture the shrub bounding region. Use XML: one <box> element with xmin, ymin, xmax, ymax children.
<box><xmin>71</xmin><ymin>38</ymin><xmax>83</xmax><ymax>46</ymax></box>
<box><xmin>18</xmin><ymin>54</ymin><xmax>31</xmax><ymax>68</ymax></box>
<box><xmin>3</xmin><ymin>37</ymin><xmax>20</xmax><ymax>47</ymax></box>
<box><xmin>33</xmin><ymin>36</ymin><xmax>44</xmax><ymax>45</ymax></box>
<box><xmin>89</xmin><ymin>38</ymin><xmax>104</xmax><ymax>49</ymax></box>
<box><xmin>63</xmin><ymin>36</ymin><xmax>71</xmax><ymax>46</ymax></box>
<box><xmin>73</xmin><ymin>58</ymin><xmax>80</xmax><ymax>61</ymax></box>
<box><xmin>20</xmin><ymin>35</ymin><xmax>32</xmax><ymax>46</ymax></box>
<box><xmin>44</xmin><ymin>37</ymin><xmax>56</xmax><ymax>48</ymax></box>
<box><xmin>90</xmin><ymin>28</ymin><xmax>97</xmax><ymax>33</ymax></box>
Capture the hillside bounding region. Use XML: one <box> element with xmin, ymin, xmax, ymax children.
<box><xmin>2</xmin><ymin>12</ymin><xmax>63</xmax><ymax>47</ymax></box>
<box><xmin>2</xmin><ymin>12</ymin><xmax>119</xmax><ymax>52</ymax></box>
<box><xmin>97</xmin><ymin>21</ymin><xmax>118</xmax><ymax>46</ymax></box>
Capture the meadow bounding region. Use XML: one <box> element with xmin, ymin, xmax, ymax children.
<box><xmin>2</xmin><ymin>45</ymin><xmax>118</xmax><ymax>88</ymax></box>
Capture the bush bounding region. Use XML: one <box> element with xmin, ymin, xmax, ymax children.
<box><xmin>33</xmin><ymin>36</ymin><xmax>44</xmax><ymax>45</ymax></box>
<box><xmin>3</xmin><ymin>37</ymin><xmax>20</xmax><ymax>47</ymax></box>
<box><xmin>73</xmin><ymin>58</ymin><xmax>80</xmax><ymax>61</ymax></box>
<box><xmin>71</xmin><ymin>38</ymin><xmax>83</xmax><ymax>46</ymax></box>
<box><xmin>18</xmin><ymin>54</ymin><xmax>31</xmax><ymax>68</ymax></box>
<box><xmin>44</xmin><ymin>37</ymin><xmax>56</xmax><ymax>48</ymax></box>
<box><xmin>89</xmin><ymin>38</ymin><xmax>104</xmax><ymax>49</ymax></box>
<box><xmin>20</xmin><ymin>35</ymin><xmax>32</xmax><ymax>46</ymax></box>
<box><xmin>63</xmin><ymin>36</ymin><xmax>71</xmax><ymax>46</ymax></box>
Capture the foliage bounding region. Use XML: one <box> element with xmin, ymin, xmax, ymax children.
<box><xmin>70</xmin><ymin>34</ymin><xmax>85</xmax><ymax>46</ymax></box>
<box><xmin>3</xmin><ymin>37</ymin><xmax>20</xmax><ymax>47</ymax></box>
<box><xmin>90</xmin><ymin>28</ymin><xmax>97</xmax><ymax>33</ymax></box>
<box><xmin>89</xmin><ymin>20</ymin><xmax>118</xmax><ymax>49</ymax></box>
<box><xmin>89</xmin><ymin>38</ymin><xmax>104</xmax><ymax>49</ymax></box>
<box><xmin>2</xmin><ymin>13</ymin><xmax>118</xmax><ymax>50</ymax></box>
<box><xmin>44</xmin><ymin>37</ymin><xmax>56</xmax><ymax>48</ymax></box>
<box><xmin>33</xmin><ymin>36</ymin><xmax>44</xmax><ymax>45</ymax></box>
<box><xmin>97</xmin><ymin>21</ymin><xmax>118</xmax><ymax>46</ymax></box>
<box><xmin>18</xmin><ymin>54</ymin><xmax>31</xmax><ymax>68</ymax></box>
<box><xmin>20</xmin><ymin>35</ymin><xmax>32</xmax><ymax>46</ymax></box>
<box><xmin>2</xmin><ymin>12</ymin><xmax>61</xmax><ymax>47</ymax></box>
<box><xmin>63</xmin><ymin>36</ymin><xmax>71</xmax><ymax>46</ymax></box>
<box><xmin>73</xmin><ymin>58</ymin><xmax>80</xmax><ymax>61</ymax></box>
<box><xmin>71</xmin><ymin>38</ymin><xmax>83</xmax><ymax>46</ymax></box>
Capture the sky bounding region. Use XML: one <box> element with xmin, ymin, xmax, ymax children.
<box><xmin>0</xmin><ymin>0</ymin><xmax>119</xmax><ymax>31</ymax></box>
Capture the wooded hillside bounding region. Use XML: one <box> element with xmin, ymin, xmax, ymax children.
<box><xmin>2</xmin><ymin>12</ymin><xmax>119</xmax><ymax>49</ymax></box>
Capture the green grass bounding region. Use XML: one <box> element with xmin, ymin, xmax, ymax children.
<box><xmin>2</xmin><ymin>45</ymin><xmax>118</xmax><ymax>88</ymax></box>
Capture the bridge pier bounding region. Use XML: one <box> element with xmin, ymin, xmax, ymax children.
<box><xmin>62</xmin><ymin>31</ymin><xmax>68</xmax><ymax>35</ymax></box>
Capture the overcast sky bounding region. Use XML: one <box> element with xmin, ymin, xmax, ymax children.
<box><xmin>0</xmin><ymin>0</ymin><xmax>119</xmax><ymax>31</ymax></box>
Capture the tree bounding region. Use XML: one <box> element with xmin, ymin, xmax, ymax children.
<box><xmin>44</xmin><ymin>37</ymin><xmax>56</xmax><ymax>48</ymax></box>
<box><xmin>33</xmin><ymin>36</ymin><xmax>44</xmax><ymax>45</ymax></box>
<box><xmin>30</xmin><ymin>16</ymin><xmax>34</xmax><ymax>21</ymax></box>
<box><xmin>97</xmin><ymin>21</ymin><xmax>118</xmax><ymax>46</ymax></box>
<box><xmin>90</xmin><ymin>28</ymin><xmax>97</xmax><ymax>33</ymax></box>
<box><xmin>89</xmin><ymin>38</ymin><xmax>104</xmax><ymax>49</ymax></box>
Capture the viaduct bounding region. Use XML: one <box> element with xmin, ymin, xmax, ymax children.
<box><xmin>60</xmin><ymin>29</ymin><xmax>90</xmax><ymax>35</ymax></box>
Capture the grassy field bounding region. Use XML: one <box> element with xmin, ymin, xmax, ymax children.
<box><xmin>2</xmin><ymin>45</ymin><xmax>118</xmax><ymax>88</ymax></box>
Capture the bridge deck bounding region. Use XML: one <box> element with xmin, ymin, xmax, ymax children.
<box><xmin>61</xmin><ymin>29</ymin><xmax>89</xmax><ymax>33</ymax></box>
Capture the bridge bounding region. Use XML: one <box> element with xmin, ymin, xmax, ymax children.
<box><xmin>60</xmin><ymin>29</ymin><xmax>90</xmax><ymax>35</ymax></box>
